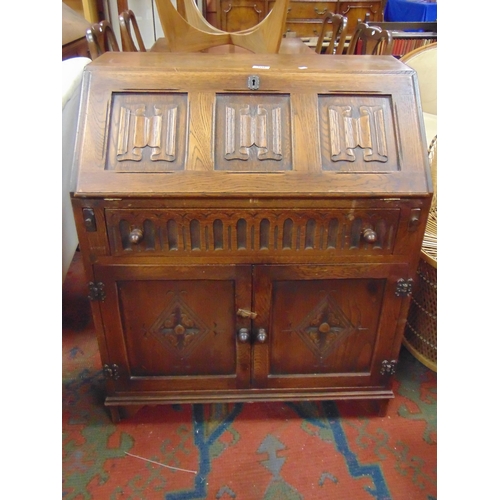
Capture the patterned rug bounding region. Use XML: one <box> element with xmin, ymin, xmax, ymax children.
<box><xmin>62</xmin><ymin>252</ymin><xmax>437</xmax><ymax>500</ymax></box>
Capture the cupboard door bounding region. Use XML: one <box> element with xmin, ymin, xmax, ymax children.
<box><xmin>94</xmin><ymin>264</ymin><xmax>252</xmax><ymax>393</ymax></box>
<box><xmin>252</xmin><ymin>264</ymin><xmax>408</xmax><ymax>389</ymax></box>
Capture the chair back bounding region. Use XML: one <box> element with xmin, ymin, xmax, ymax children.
<box><xmin>86</xmin><ymin>20</ymin><xmax>120</xmax><ymax>59</ymax></box>
<box><xmin>347</xmin><ymin>22</ymin><xmax>393</xmax><ymax>55</ymax></box>
<box><xmin>119</xmin><ymin>10</ymin><xmax>147</xmax><ymax>52</ymax></box>
<box><xmin>315</xmin><ymin>12</ymin><xmax>347</xmax><ymax>54</ymax></box>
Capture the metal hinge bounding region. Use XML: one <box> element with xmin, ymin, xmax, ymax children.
<box><xmin>103</xmin><ymin>364</ymin><xmax>120</xmax><ymax>380</ymax></box>
<box><xmin>380</xmin><ymin>359</ymin><xmax>398</xmax><ymax>375</ymax></box>
<box><xmin>88</xmin><ymin>281</ymin><xmax>106</xmax><ymax>301</ymax></box>
<box><xmin>395</xmin><ymin>278</ymin><xmax>413</xmax><ymax>297</ymax></box>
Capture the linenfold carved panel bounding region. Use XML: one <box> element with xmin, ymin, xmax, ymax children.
<box><xmin>105</xmin><ymin>93</ymin><xmax>188</xmax><ymax>172</ymax></box>
<box><xmin>319</xmin><ymin>95</ymin><xmax>398</xmax><ymax>172</ymax></box>
<box><xmin>215</xmin><ymin>94</ymin><xmax>292</xmax><ymax>171</ymax></box>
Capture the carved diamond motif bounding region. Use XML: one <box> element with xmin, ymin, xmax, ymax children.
<box><xmin>294</xmin><ymin>294</ymin><xmax>356</xmax><ymax>359</ymax></box>
<box><xmin>149</xmin><ymin>293</ymin><xmax>210</xmax><ymax>356</ymax></box>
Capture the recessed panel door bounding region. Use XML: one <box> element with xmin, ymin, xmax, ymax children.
<box><xmin>252</xmin><ymin>264</ymin><xmax>408</xmax><ymax>389</ymax></box>
<box><xmin>94</xmin><ymin>264</ymin><xmax>252</xmax><ymax>393</ymax></box>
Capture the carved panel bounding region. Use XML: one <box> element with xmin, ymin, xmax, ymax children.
<box><xmin>214</xmin><ymin>94</ymin><xmax>292</xmax><ymax>171</ymax></box>
<box><xmin>318</xmin><ymin>95</ymin><xmax>398</xmax><ymax>172</ymax></box>
<box><xmin>105</xmin><ymin>208</ymin><xmax>400</xmax><ymax>256</ymax></box>
<box><xmin>106</xmin><ymin>93</ymin><xmax>188</xmax><ymax>172</ymax></box>
<box><xmin>148</xmin><ymin>292</ymin><xmax>211</xmax><ymax>357</ymax></box>
<box><xmin>294</xmin><ymin>294</ymin><xmax>358</xmax><ymax>360</ymax></box>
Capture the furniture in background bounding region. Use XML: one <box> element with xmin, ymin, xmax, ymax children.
<box><xmin>399</xmin><ymin>43</ymin><xmax>436</xmax><ymax>371</ymax></box>
<box><xmin>403</xmin><ymin>135</ymin><xmax>437</xmax><ymax>372</ymax></box>
<box><xmin>314</xmin><ymin>12</ymin><xmax>347</xmax><ymax>54</ymax></box>
<box><xmin>347</xmin><ymin>22</ymin><xmax>393</xmax><ymax>54</ymax></box>
<box><xmin>384</xmin><ymin>0</ymin><xmax>437</xmax><ymax>22</ymax></box>
<box><xmin>215</xmin><ymin>0</ymin><xmax>383</xmax><ymax>37</ymax></box>
<box><xmin>119</xmin><ymin>9</ymin><xmax>147</xmax><ymax>51</ymax></box>
<box><xmin>63</xmin><ymin>0</ymin><xmax>103</xmax><ymax>23</ymax></box>
<box><xmin>366</xmin><ymin>20</ymin><xmax>437</xmax><ymax>58</ymax></box>
<box><xmin>63</xmin><ymin>2</ymin><xmax>91</xmax><ymax>59</ymax></box>
<box><xmin>62</xmin><ymin>56</ymin><xmax>92</xmax><ymax>283</ymax></box>
<box><xmin>71</xmin><ymin>52</ymin><xmax>432</xmax><ymax>422</ymax></box>
<box><xmin>179</xmin><ymin>0</ymin><xmax>235</xmax><ymax>33</ymax></box>
<box><xmin>150</xmin><ymin>34</ymin><xmax>314</xmax><ymax>53</ymax></box>
<box><xmin>86</xmin><ymin>20</ymin><xmax>121</xmax><ymax>59</ymax></box>
<box><xmin>154</xmin><ymin>0</ymin><xmax>290</xmax><ymax>53</ymax></box>
<box><xmin>400</xmin><ymin>42</ymin><xmax>436</xmax><ymax>146</ymax></box>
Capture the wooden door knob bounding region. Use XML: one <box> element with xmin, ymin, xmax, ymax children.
<box><xmin>256</xmin><ymin>328</ymin><xmax>267</xmax><ymax>343</ymax></box>
<box><xmin>238</xmin><ymin>328</ymin><xmax>250</xmax><ymax>343</ymax></box>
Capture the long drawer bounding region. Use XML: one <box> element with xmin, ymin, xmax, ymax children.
<box><xmin>284</xmin><ymin>1</ymin><xmax>338</xmax><ymax>20</ymax></box>
<box><xmin>104</xmin><ymin>208</ymin><xmax>401</xmax><ymax>257</ymax></box>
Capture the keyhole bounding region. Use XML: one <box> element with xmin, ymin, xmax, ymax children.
<box><xmin>248</xmin><ymin>75</ymin><xmax>260</xmax><ymax>90</ymax></box>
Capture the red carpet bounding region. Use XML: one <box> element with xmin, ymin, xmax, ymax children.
<box><xmin>63</xmin><ymin>251</ymin><xmax>436</xmax><ymax>499</ymax></box>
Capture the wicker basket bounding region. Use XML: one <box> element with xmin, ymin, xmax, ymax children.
<box><xmin>403</xmin><ymin>136</ymin><xmax>437</xmax><ymax>372</ymax></box>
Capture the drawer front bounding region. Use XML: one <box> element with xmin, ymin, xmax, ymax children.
<box><xmin>284</xmin><ymin>21</ymin><xmax>325</xmax><ymax>37</ymax></box>
<box><xmin>105</xmin><ymin>208</ymin><xmax>401</xmax><ymax>257</ymax></box>
<box><xmin>337</xmin><ymin>1</ymin><xmax>382</xmax><ymax>33</ymax></box>
<box><xmin>281</xmin><ymin>1</ymin><xmax>339</xmax><ymax>20</ymax></box>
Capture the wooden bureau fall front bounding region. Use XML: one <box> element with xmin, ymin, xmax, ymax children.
<box><xmin>71</xmin><ymin>52</ymin><xmax>432</xmax><ymax>422</ymax></box>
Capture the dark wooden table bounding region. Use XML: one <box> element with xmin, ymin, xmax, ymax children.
<box><xmin>150</xmin><ymin>36</ymin><xmax>315</xmax><ymax>54</ymax></box>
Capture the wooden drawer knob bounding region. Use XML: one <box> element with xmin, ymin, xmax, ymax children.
<box><xmin>362</xmin><ymin>228</ymin><xmax>377</xmax><ymax>243</ymax></box>
<box><xmin>128</xmin><ymin>228</ymin><xmax>144</xmax><ymax>244</ymax></box>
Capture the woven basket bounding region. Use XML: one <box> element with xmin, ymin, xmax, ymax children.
<box><xmin>403</xmin><ymin>136</ymin><xmax>437</xmax><ymax>372</ymax></box>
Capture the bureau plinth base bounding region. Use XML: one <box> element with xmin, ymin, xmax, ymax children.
<box><xmin>105</xmin><ymin>389</ymin><xmax>395</xmax><ymax>422</ymax></box>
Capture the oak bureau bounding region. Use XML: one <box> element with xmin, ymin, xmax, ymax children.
<box><xmin>71</xmin><ymin>52</ymin><xmax>432</xmax><ymax>422</ymax></box>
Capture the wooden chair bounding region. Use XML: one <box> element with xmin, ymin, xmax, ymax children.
<box><xmin>154</xmin><ymin>0</ymin><xmax>290</xmax><ymax>53</ymax></box>
<box><xmin>86</xmin><ymin>20</ymin><xmax>120</xmax><ymax>59</ymax></box>
<box><xmin>315</xmin><ymin>12</ymin><xmax>347</xmax><ymax>54</ymax></box>
<box><xmin>346</xmin><ymin>22</ymin><xmax>393</xmax><ymax>55</ymax></box>
<box><xmin>119</xmin><ymin>10</ymin><xmax>147</xmax><ymax>52</ymax></box>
